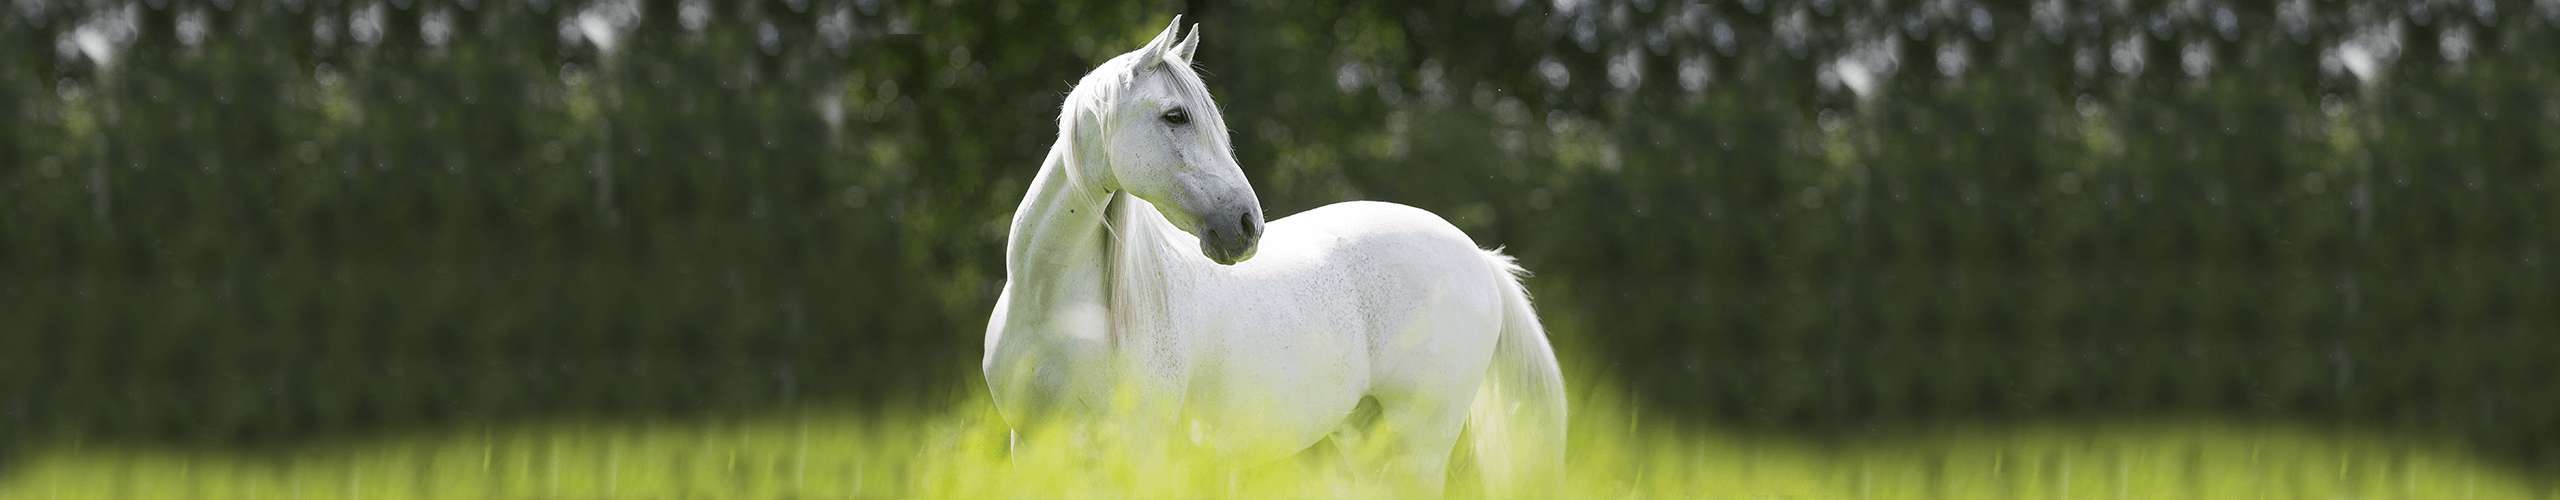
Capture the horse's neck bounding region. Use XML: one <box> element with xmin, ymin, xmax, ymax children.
<box><xmin>1001</xmin><ymin>140</ymin><xmax>1116</xmax><ymax>321</ymax></box>
<box><xmin>993</xmin><ymin>137</ymin><xmax>1195</xmax><ymax>425</ymax></box>
<box><xmin>999</xmin><ymin>137</ymin><xmax>1191</xmax><ymax>352</ymax></box>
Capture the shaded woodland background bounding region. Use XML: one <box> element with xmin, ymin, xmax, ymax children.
<box><xmin>3</xmin><ymin>0</ymin><xmax>2557</xmax><ymax>478</ymax></box>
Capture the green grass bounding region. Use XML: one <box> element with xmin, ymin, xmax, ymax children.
<box><xmin>4</xmin><ymin>386</ymin><xmax>2548</xmax><ymax>499</ymax></box>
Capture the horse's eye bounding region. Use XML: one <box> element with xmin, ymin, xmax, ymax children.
<box><xmin>1160</xmin><ymin>108</ymin><xmax>1189</xmax><ymax>125</ymax></box>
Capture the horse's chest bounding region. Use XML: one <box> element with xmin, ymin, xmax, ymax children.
<box><xmin>983</xmin><ymin>298</ymin><xmax>1121</xmax><ymax>422</ymax></box>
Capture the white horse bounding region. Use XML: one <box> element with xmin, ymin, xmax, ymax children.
<box><xmin>982</xmin><ymin>17</ymin><xmax>1566</xmax><ymax>495</ymax></box>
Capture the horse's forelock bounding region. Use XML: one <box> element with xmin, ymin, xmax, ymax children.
<box><xmin>1154</xmin><ymin>60</ymin><xmax>1232</xmax><ymax>150</ymax></box>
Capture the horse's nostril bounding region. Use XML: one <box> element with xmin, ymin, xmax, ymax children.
<box><xmin>1239</xmin><ymin>212</ymin><xmax>1259</xmax><ymax>239</ymax></box>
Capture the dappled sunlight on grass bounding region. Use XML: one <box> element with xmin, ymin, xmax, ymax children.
<box><xmin>4</xmin><ymin>386</ymin><xmax>2546</xmax><ymax>499</ymax></box>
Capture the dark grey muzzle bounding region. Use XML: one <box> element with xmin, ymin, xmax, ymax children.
<box><xmin>1200</xmin><ymin>210</ymin><xmax>1262</xmax><ymax>265</ymax></box>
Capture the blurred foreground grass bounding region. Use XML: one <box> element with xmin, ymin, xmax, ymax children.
<box><xmin>5</xmin><ymin>385</ymin><xmax>2548</xmax><ymax>499</ymax></box>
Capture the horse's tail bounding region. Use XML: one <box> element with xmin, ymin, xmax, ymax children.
<box><xmin>1461</xmin><ymin>249</ymin><xmax>1567</xmax><ymax>497</ymax></box>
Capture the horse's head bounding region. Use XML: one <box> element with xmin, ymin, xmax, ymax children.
<box><xmin>1064</xmin><ymin>17</ymin><xmax>1263</xmax><ymax>265</ymax></box>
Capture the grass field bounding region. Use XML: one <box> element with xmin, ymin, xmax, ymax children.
<box><xmin>4</xmin><ymin>385</ymin><xmax>2548</xmax><ymax>499</ymax></box>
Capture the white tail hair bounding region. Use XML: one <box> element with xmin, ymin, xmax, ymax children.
<box><xmin>1462</xmin><ymin>248</ymin><xmax>1568</xmax><ymax>497</ymax></box>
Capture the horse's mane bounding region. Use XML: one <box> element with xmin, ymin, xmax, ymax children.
<box><xmin>1056</xmin><ymin>49</ymin><xmax>1220</xmax><ymax>349</ymax></box>
<box><xmin>1104</xmin><ymin>193</ymin><xmax>1179</xmax><ymax>349</ymax></box>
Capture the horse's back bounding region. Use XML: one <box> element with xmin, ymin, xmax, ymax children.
<box><xmin>1271</xmin><ymin>201</ymin><xmax>1499</xmax><ymax>292</ymax></box>
<box><xmin>1272</xmin><ymin>201</ymin><xmax>1476</xmax><ymax>248</ymax></box>
<box><xmin>1268</xmin><ymin>200</ymin><xmax>1507</xmax><ymax>394</ymax></box>
<box><xmin>1268</xmin><ymin>198</ymin><xmax>1499</xmax><ymax>291</ymax></box>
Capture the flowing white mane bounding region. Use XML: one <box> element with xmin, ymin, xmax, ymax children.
<box><xmin>1053</xmin><ymin>46</ymin><xmax>1229</xmax><ymax>347</ymax></box>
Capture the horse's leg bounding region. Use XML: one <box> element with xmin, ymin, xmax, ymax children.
<box><xmin>1337</xmin><ymin>393</ymin><xmax>1470</xmax><ymax>496</ymax></box>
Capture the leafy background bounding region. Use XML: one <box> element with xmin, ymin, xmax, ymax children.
<box><xmin>2</xmin><ymin>0</ymin><xmax>2557</xmax><ymax>493</ymax></box>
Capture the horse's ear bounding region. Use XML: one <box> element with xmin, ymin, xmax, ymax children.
<box><xmin>1174</xmin><ymin>24</ymin><xmax>1201</xmax><ymax>63</ymax></box>
<box><xmin>1138</xmin><ymin>15</ymin><xmax>1183</xmax><ymax>67</ymax></box>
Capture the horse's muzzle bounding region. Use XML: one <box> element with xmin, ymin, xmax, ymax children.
<box><xmin>1201</xmin><ymin>210</ymin><xmax>1262</xmax><ymax>265</ymax></box>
